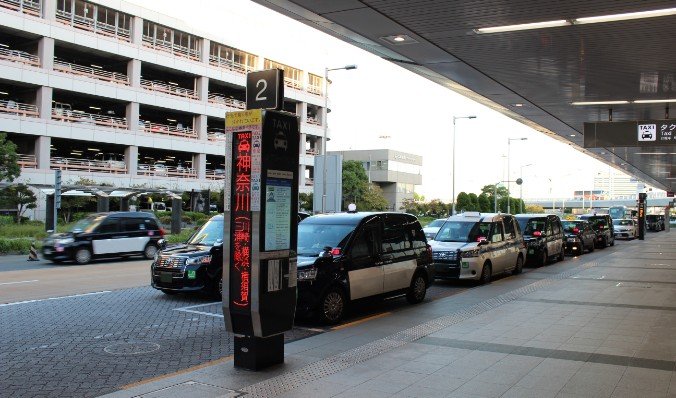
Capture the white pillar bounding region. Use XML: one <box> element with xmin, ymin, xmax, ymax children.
<box><xmin>125</xmin><ymin>145</ymin><xmax>138</xmax><ymax>175</ymax></box>
<box><xmin>296</xmin><ymin>102</ymin><xmax>307</xmax><ymax>119</ymax></box>
<box><xmin>38</xmin><ymin>37</ymin><xmax>54</xmax><ymax>70</ymax></box>
<box><xmin>193</xmin><ymin>153</ymin><xmax>206</xmax><ymax>180</ymax></box>
<box><xmin>196</xmin><ymin>76</ymin><xmax>209</xmax><ymax>102</ymax></box>
<box><xmin>127</xmin><ymin>59</ymin><xmax>141</xmax><ymax>87</ymax></box>
<box><xmin>42</xmin><ymin>0</ymin><xmax>56</xmax><ymax>20</ymax></box>
<box><xmin>200</xmin><ymin>38</ymin><xmax>210</xmax><ymax>64</ymax></box>
<box><xmin>126</xmin><ymin>102</ymin><xmax>140</xmax><ymax>131</ymax></box>
<box><xmin>36</xmin><ymin>86</ymin><xmax>53</xmax><ymax>120</ymax></box>
<box><xmin>35</xmin><ymin>136</ymin><xmax>51</xmax><ymax>169</ymax></box>
<box><xmin>131</xmin><ymin>16</ymin><xmax>143</xmax><ymax>44</ymax></box>
<box><xmin>194</xmin><ymin>114</ymin><xmax>207</xmax><ymax>140</ymax></box>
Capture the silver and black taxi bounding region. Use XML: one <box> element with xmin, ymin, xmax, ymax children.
<box><xmin>515</xmin><ymin>214</ymin><xmax>565</xmax><ymax>266</ymax></box>
<box><xmin>42</xmin><ymin>212</ymin><xmax>163</xmax><ymax>264</ymax></box>
<box><xmin>430</xmin><ymin>212</ymin><xmax>526</xmax><ymax>284</ymax></box>
<box><xmin>296</xmin><ymin>212</ymin><xmax>433</xmax><ymax>324</ymax></box>
<box><xmin>151</xmin><ymin>215</ymin><xmax>224</xmax><ymax>298</ymax></box>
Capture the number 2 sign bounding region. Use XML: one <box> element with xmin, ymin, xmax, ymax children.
<box><xmin>246</xmin><ymin>69</ymin><xmax>284</xmax><ymax>111</ymax></box>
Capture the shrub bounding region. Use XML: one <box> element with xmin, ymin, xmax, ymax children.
<box><xmin>0</xmin><ymin>215</ymin><xmax>14</xmax><ymax>226</ymax></box>
<box><xmin>181</xmin><ymin>215</ymin><xmax>192</xmax><ymax>223</ymax></box>
<box><xmin>159</xmin><ymin>215</ymin><xmax>172</xmax><ymax>225</ymax></box>
<box><xmin>166</xmin><ymin>228</ymin><xmax>194</xmax><ymax>244</ymax></box>
<box><xmin>0</xmin><ymin>238</ymin><xmax>36</xmax><ymax>254</ymax></box>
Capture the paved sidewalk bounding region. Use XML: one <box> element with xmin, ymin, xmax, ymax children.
<box><xmin>105</xmin><ymin>232</ymin><xmax>676</xmax><ymax>398</ymax></box>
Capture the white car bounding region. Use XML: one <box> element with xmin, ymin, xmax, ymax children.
<box><xmin>423</xmin><ymin>218</ymin><xmax>446</xmax><ymax>240</ymax></box>
<box><xmin>612</xmin><ymin>219</ymin><xmax>637</xmax><ymax>239</ymax></box>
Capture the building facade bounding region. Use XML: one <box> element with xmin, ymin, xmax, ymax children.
<box><xmin>0</xmin><ymin>0</ymin><xmax>327</xmax><ymax>218</ymax></box>
<box><xmin>329</xmin><ymin>149</ymin><xmax>422</xmax><ymax>211</ymax></box>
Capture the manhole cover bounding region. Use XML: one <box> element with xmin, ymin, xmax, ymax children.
<box><xmin>104</xmin><ymin>341</ymin><xmax>160</xmax><ymax>355</ymax></box>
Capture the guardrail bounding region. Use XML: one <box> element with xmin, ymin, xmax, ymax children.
<box><xmin>141</xmin><ymin>36</ymin><xmax>200</xmax><ymax>61</ymax></box>
<box><xmin>17</xmin><ymin>154</ymin><xmax>37</xmax><ymax>168</ymax></box>
<box><xmin>207</xmin><ymin>93</ymin><xmax>246</xmax><ymax>109</ymax></box>
<box><xmin>51</xmin><ymin>156</ymin><xmax>127</xmax><ymax>174</ymax></box>
<box><xmin>0</xmin><ymin>47</ymin><xmax>40</xmax><ymax>67</ymax></box>
<box><xmin>207</xmin><ymin>131</ymin><xmax>226</xmax><ymax>141</ymax></box>
<box><xmin>141</xmin><ymin>120</ymin><xmax>197</xmax><ymax>139</ymax></box>
<box><xmin>55</xmin><ymin>10</ymin><xmax>131</xmax><ymax>41</ymax></box>
<box><xmin>51</xmin><ymin>108</ymin><xmax>127</xmax><ymax>128</ymax></box>
<box><xmin>0</xmin><ymin>100</ymin><xmax>38</xmax><ymax>117</ymax></box>
<box><xmin>284</xmin><ymin>77</ymin><xmax>303</xmax><ymax>90</ymax></box>
<box><xmin>54</xmin><ymin>60</ymin><xmax>129</xmax><ymax>85</ymax></box>
<box><xmin>141</xmin><ymin>79</ymin><xmax>198</xmax><ymax>100</ymax></box>
<box><xmin>208</xmin><ymin>56</ymin><xmax>255</xmax><ymax>74</ymax></box>
<box><xmin>0</xmin><ymin>0</ymin><xmax>40</xmax><ymax>17</ymax></box>
<box><xmin>137</xmin><ymin>164</ymin><xmax>196</xmax><ymax>178</ymax></box>
<box><xmin>307</xmin><ymin>85</ymin><xmax>322</xmax><ymax>96</ymax></box>
<box><xmin>306</xmin><ymin>116</ymin><xmax>321</xmax><ymax>126</ymax></box>
<box><xmin>205</xmin><ymin>169</ymin><xmax>226</xmax><ymax>180</ymax></box>
<box><xmin>305</xmin><ymin>148</ymin><xmax>318</xmax><ymax>155</ymax></box>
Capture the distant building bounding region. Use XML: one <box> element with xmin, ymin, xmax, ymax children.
<box><xmin>329</xmin><ymin>149</ymin><xmax>422</xmax><ymax>211</ymax></box>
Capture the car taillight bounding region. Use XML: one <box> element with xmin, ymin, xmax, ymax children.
<box><xmin>573</xmin><ymin>228</ymin><xmax>579</xmax><ymax>234</ymax></box>
<box><xmin>533</xmin><ymin>231</ymin><xmax>542</xmax><ymax>237</ymax></box>
<box><xmin>331</xmin><ymin>247</ymin><xmax>341</xmax><ymax>256</ymax></box>
<box><xmin>159</xmin><ymin>228</ymin><xmax>165</xmax><ymax>237</ymax></box>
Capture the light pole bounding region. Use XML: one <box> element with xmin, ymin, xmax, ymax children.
<box><xmin>321</xmin><ymin>64</ymin><xmax>357</xmax><ymax>213</ymax></box>
<box><xmin>506</xmin><ymin>137</ymin><xmax>527</xmax><ymax>214</ymax></box>
<box><xmin>451</xmin><ymin>115</ymin><xmax>476</xmax><ymax>215</ymax></box>
<box><xmin>519</xmin><ymin>163</ymin><xmax>533</xmax><ymax>213</ymax></box>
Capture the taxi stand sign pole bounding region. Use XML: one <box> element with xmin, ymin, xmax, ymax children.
<box><xmin>638</xmin><ymin>192</ymin><xmax>647</xmax><ymax>240</ymax></box>
<box><xmin>222</xmin><ymin>69</ymin><xmax>300</xmax><ymax>370</ymax></box>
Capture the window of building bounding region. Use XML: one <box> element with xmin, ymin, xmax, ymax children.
<box><xmin>264</xmin><ymin>59</ymin><xmax>302</xmax><ymax>84</ymax></box>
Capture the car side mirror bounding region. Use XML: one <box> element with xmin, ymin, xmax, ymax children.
<box><xmin>477</xmin><ymin>238</ymin><xmax>489</xmax><ymax>246</ymax></box>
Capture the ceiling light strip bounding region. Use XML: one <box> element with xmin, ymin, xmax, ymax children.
<box><xmin>474</xmin><ymin>20</ymin><xmax>570</xmax><ymax>34</ymax></box>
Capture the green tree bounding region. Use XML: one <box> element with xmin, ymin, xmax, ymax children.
<box><xmin>342</xmin><ymin>160</ymin><xmax>368</xmax><ymax>210</ymax></box>
<box><xmin>468</xmin><ymin>193</ymin><xmax>480</xmax><ymax>211</ymax></box>
<box><xmin>455</xmin><ymin>192</ymin><xmax>471</xmax><ymax>213</ymax></box>
<box><xmin>61</xmin><ymin>195</ymin><xmax>94</xmax><ymax>223</ymax></box>
<box><xmin>478</xmin><ymin>194</ymin><xmax>491</xmax><ymax>212</ymax></box>
<box><xmin>299</xmin><ymin>192</ymin><xmax>313</xmax><ymax>212</ymax></box>
<box><xmin>0</xmin><ymin>133</ymin><xmax>20</xmax><ymax>182</ymax></box>
<box><xmin>0</xmin><ymin>184</ymin><xmax>37</xmax><ymax>223</ymax></box>
<box><xmin>359</xmin><ymin>184</ymin><xmax>388</xmax><ymax>211</ymax></box>
<box><xmin>427</xmin><ymin>199</ymin><xmax>449</xmax><ymax>218</ymax></box>
<box><xmin>525</xmin><ymin>204</ymin><xmax>545</xmax><ymax>213</ymax></box>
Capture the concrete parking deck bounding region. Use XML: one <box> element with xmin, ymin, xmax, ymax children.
<box><xmin>105</xmin><ymin>232</ymin><xmax>676</xmax><ymax>398</ymax></box>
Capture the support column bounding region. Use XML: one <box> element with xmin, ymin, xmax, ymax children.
<box><xmin>193</xmin><ymin>153</ymin><xmax>206</xmax><ymax>180</ymax></box>
<box><xmin>194</xmin><ymin>114</ymin><xmax>208</xmax><ymax>141</ymax></box>
<box><xmin>45</xmin><ymin>194</ymin><xmax>55</xmax><ymax>232</ymax></box>
<box><xmin>126</xmin><ymin>102</ymin><xmax>140</xmax><ymax>132</ymax></box>
<box><xmin>131</xmin><ymin>16</ymin><xmax>143</xmax><ymax>45</ymax></box>
<box><xmin>38</xmin><ymin>37</ymin><xmax>54</xmax><ymax>70</ymax></box>
<box><xmin>120</xmin><ymin>196</ymin><xmax>130</xmax><ymax>211</ymax></box>
<box><xmin>196</xmin><ymin>76</ymin><xmax>209</xmax><ymax>102</ymax></box>
<box><xmin>127</xmin><ymin>59</ymin><xmax>141</xmax><ymax>87</ymax></box>
<box><xmin>298</xmin><ymin>131</ymin><xmax>307</xmax><ymax>187</ymax></box>
<box><xmin>97</xmin><ymin>196</ymin><xmax>110</xmax><ymax>212</ymax></box>
<box><xmin>200</xmin><ymin>38</ymin><xmax>210</xmax><ymax>64</ymax></box>
<box><xmin>124</xmin><ymin>145</ymin><xmax>138</xmax><ymax>176</ymax></box>
<box><xmin>35</xmin><ymin>136</ymin><xmax>51</xmax><ymax>170</ymax></box>
<box><xmin>171</xmin><ymin>197</ymin><xmax>182</xmax><ymax>234</ymax></box>
<box><xmin>36</xmin><ymin>86</ymin><xmax>53</xmax><ymax>120</ymax></box>
<box><xmin>296</xmin><ymin>102</ymin><xmax>307</xmax><ymax>119</ymax></box>
<box><xmin>42</xmin><ymin>0</ymin><xmax>56</xmax><ymax>20</ymax></box>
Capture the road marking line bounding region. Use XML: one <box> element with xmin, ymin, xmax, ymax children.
<box><xmin>0</xmin><ymin>291</ymin><xmax>112</xmax><ymax>307</ymax></box>
<box><xmin>121</xmin><ymin>355</ymin><xmax>233</xmax><ymax>390</ymax></box>
<box><xmin>177</xmin><ymin>308</ymin><xmax>224</xmax><ymax>318</ymax></box>
<box><xmin>0</xmin><ymin>280</ymin><xmax>39</xmax><ymax>286</ymax></box>
<box><xmin>331</xmin><ymin>312</ymin><xmax>392</xmax><ymax>330</ymax></box>
<box><xmin>174</xmin><ymin>301</ymin><xmax>221</xmax><ymax>311</ymax></box>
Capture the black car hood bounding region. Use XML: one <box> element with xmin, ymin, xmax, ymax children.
<box><xmin>160</xmin><ymin>244</ymin><xmax>213</xmax><ymax>257</ymax></box>
<box><xmin>297</xmin><ymin>255</ymin><xmax>319</xmax><ymax>269</ymax></box>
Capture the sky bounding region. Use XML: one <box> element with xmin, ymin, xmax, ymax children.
<box><xmin>129</xmin><ymin>0</ymin><xmax>630</xmax><ymax>202</ymax></box>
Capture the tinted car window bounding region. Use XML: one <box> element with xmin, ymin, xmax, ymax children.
<box><xmin>491</xmin><ymin>222</ymin><xmax>504</xmax><ymax>242</ymax></box>
<box><xmin>411</xmin><ymin>226</ymin><xmax>427</xmax><ymax>249</ymax></box>
<box><xmin>71</xmin><ymin>215</ymin><xmax>105</xmax><ymax>233</ymax></box>
<box><xmin>145</xmin><ymin>218</ymin><xmax>159</xmax><ymax>230</ymax></box>
<box><xmin>297</xmin><ymin>224</ymin><xmax>354</xmax><ymax>256</ymax></box>
<box><xmin>351</xmin><ymin>229</ymin><xmax>375</xmax><ymax>258</ymax></box>
<box><xmin>97</xmin><ymin>218</ymin><xmax>119</xmax><ymax>233</ymax></box>
<box><xmin>521</xmin><ymin>218</ymin><xmax>546</xmax><ymax>235</ymax></box>
<box><xmin>503</xmin><ymin>216</ymin><xmax>516</xmax><ymax>239</ymax></box>
<box><xmin>122</xmin><ymin>218</ymin><xmax>145</xmax><ymax>232</ymax></box>
<box><xmin>562</xmin><ymin>220</ymin><xmax>585</xmax><ymax>232</ymax></box>
<box><xmin>382</xmin><ymin>224</ymin><xmax>409</xmax><ymax>252</ymax></box>
<box><xmin>435</xmin><ymin>221</ymin><xmax>491</xmax><ymax>243</ymax></box>
<box><xmin>552</xmin><ymin>219</ymin><xmax>561</xmax><ymax>234</ymax></box>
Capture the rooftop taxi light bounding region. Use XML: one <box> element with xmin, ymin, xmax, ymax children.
<box><xmin>574</xmin><ymin>7</ymin><xmax>676</xmax><ymax>24</ymax></box>
<box><xmin>474</xmin><ymin>19</ymin><xmax>570</xmax><ymax>34</ymax></box>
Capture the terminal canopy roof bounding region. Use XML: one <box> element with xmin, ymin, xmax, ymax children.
<box><xmin>254</xmin><ymin>0</ymin><xmax>676</xmax><ymax>191</ymax></box>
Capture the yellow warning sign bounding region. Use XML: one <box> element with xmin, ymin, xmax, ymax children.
<box><xmin>226</xmin><ymin>109</ymin><xmax>262</xmax><ymax>128</ymax></box>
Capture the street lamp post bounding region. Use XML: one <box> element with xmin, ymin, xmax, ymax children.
<box><xmin>519</xmin><ymin>163</ymin><xmax>533</xmax><ymax>213</ymax></box>
<box><xmin>451</xmin><ymin>115</ymin><xmax>476</xmax><ymax>215</ymax></box>
<box><xmin>507</xmin><ymin>137</ymin><xmax>527</xmax><ymax>214</ymax></box>
<box><xmin>321</xmin><ymin>64</ymin><xmax>357</xmax><ymax>214</ymax></box>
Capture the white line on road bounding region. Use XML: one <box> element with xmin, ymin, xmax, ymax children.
<box><xmin>0</xmin><ymin>291</ymin><xmax>112</xmax><ymax>307</ymax></box>
<box><xmin>0</xmin><ymin>280</ymin><xmax>39</xmax><ymax>286</ymax></box>
<box><xmin>173</xmin><ymin>302</ymin><xmax>224</xmax><ymax>318</ymax></box>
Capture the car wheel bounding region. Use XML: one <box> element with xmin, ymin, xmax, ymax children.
<box><xmin>479</xmin><ymin>262</ymin><xmax>492</xmax><ymax>285</ymax></box>
<box><xmin>318</xmin><ymin>287</ymin><xmax>346</xmax><ymax>325</ymax></box>
<box><xmin>558</xmin><ymin>246</ymin><xmax>565</xmax><ymax>262</ymax></box>
<box><xmin>539</xmin><ymin>250</ymin><xmax>548</xmax><ymax>267</ymax></box>
<box><xmin>161</xmin><ymin>289</ymin><xmax>177</xmax><ymax>295</ymax></box>
<box><xmin>588</xmin><ymin>241</ymin><xmax>595</xmax><ymax>252</ymax></box>
<box><xmin>74</xmin><ymin>247</ymin><xmax>92</xmax><ymax>265</ymax></box>
<box><xmin>609</xmin><ymin>238</ymin><xmax>614</xmax><ymax>246</ymax></box>
<box><xmin>512</xmin><ymin>255</ymin><xmax>523</xmax><ymax>275</ymax></box>
<box><xmin>143</xmin><ymin>243</ymin><xmax>158</xmax><ymax>260</ymax></box>
<box><xmin>406</xmin><ymin>273</ymin><xmax>427</xmax><ymax>304</ymax></box>
<box><xmin>211</xmin><ymin>271</ymin><xmax>223</xmax><ymax>299</ymax></box>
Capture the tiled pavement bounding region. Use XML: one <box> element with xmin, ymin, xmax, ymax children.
<box><xmin>107</xmin><ymin>231</ymin><xmax>676</xmax><ymax>398</ymax></box>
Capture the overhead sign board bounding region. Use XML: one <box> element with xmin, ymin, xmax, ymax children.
<box><xmin>584</xmin><ymin>120</ymin><xmax>676</xmax><ymax>147</ymax></box>
<box><xmin>246</xmin><ymin>69</ymin><xmax>284</xmax><ymax>111</ymax></box>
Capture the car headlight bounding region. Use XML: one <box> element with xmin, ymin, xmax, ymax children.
<box><xmin>297</xmin><ymin>268</ymin><xmax>318</xmax><ymax>281</ymax></box>
<box><xmin>57</xmin><ymin>237</ymin><xmax>74</xmax><ymax>245</ymax></box>
<box><xmin>460</xmin><ymin>248</ymin><xmax>481</xmax><ymax>258</ymax></box>
<box><xmin>185</xmin><ymin>255</ymin><xmax>212</xmax><ymax>265</ymax></box>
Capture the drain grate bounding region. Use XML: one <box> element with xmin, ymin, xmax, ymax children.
<box><xmin>103</xmin><ymin>341</ymin><xmax>160</xmax><ymax>355</ymax></box>
<box><xmin>240</xmin><ymin>261</ymin><xmax>600</xmax><ymax>398</ymax></box>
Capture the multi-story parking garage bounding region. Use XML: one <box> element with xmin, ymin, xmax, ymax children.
<box><xmin>0</xmin><ymin>0</ymin><xmax>327</xmax><ymax>218</ymax></box>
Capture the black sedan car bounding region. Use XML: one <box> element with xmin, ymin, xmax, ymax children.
<box><xmin>561</xmin><ymin>220</ymin><xmax>596</xmax><ymax>255</ymax></box>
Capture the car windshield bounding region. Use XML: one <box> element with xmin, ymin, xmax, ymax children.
<box><xmin>187</xmin><ymin>218</ymin><xmax>223</xmax><ymax>246</ymax></box>
<box><xmin>519</xmin><ymin>219</ymin><xmax>546</xmax><ymax>235</ymax></box>
<box><xmin>297</xmin><ymin>224</ymin><xmax>355</xmax><ymax>257</ymax></box>
<box><xmin>562</xmin><ymin>221</ymin><xmax>584</xmax><ymax>232</ymax></box>
<box><xmin>613</xmin><ymin>219</ymin><xmax>633</xmax><ymax>226</ymax></box>
<box><xmin>70</xmin><ymin>215</ymin><xmax>105</xmax><ymax>233</ymax></box>
<box><xmin>435</xmin><ymin>221</ymin><xmax>491</xmax><ymax>243</ymax></box>
<box><xmin>427</xmin><ymin>219</ymin><xmax>446</xmax><ymax>228</ymax></box>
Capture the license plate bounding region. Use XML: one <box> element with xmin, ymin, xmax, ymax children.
<box><xmin>567</xmin><ymin>238</ymin><xmax>576</xmax><ymax>242</ymax></box>
<box><xmin>160</xmin><ymin>272</ymin><xmax>173</xmax><ymax>283</ymax></box>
